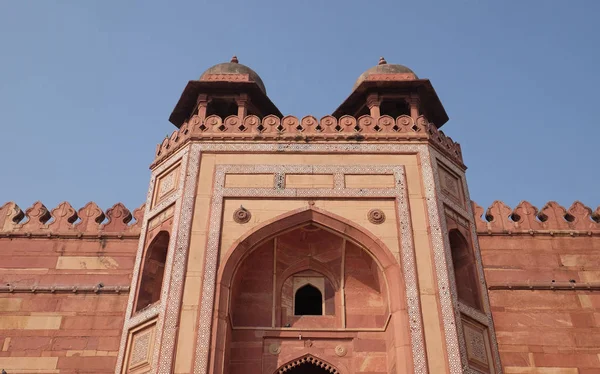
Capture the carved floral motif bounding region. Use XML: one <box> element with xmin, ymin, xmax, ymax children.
<box><xmin>233</xmin><ymin>207</ymin><xmax>251</xmax><ymax>224</ymax></box>
<box><xmin>367</xmin><ymin>209</ymin><xmax>386</xmax><ymax>224</ymax></box>
<box><xmin>334</xmin><ymin>345</ymin><xmax>347</xmax><ymax>357</ymax></box>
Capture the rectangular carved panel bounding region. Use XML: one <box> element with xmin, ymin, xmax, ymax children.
<box><xmin>225</xmin><ymin>173</ymin><xmax>274</xmax><ymax>188</ymax></box>
<box><xmin>124</xmin><ymin>319</ymin><xmax>157</xmax><ymax>374</ymax></box>
<box><xmin>285</xmin><ymin>174</ymin><xmax>334</xmax><ymax>188</ymax></box>
<box><xmin>152</xmin><ymin>163</ymin><xmax>181</xmax><ymax>208</ymax></box>
<box><xmin>462</xmin><ymin>316</ymin><xmax>495</xmax><ymax>373</ymax></box>
<box><xmin>438</xmin><ymin>163</ymin><xmax>465</xmax><ymax>207</ymax></box>
<box><xmin>344</xmin><ymin>174</ymin><xmax>395</xmax><ymax>188</ymax></box>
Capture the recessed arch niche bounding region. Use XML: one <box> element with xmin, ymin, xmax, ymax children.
<box><xmin>134</xmin><ymin>230</ymin><xmax>169</xmax><ymax>312</ymax></box>
<box><xmin>209</xmin><ymin>207</ymin><xmax>411</xmax><ymax>374</ymax></box>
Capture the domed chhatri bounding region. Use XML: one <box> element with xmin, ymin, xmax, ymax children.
<box><xmin>353</xmin><ymin>57</ymin><xmax>418</xmax><ymax>90</ymax></box>
<box><xmin>199</xmin><ymin>56</ymin><xmax>267</xmax><ymax>94</ymax></box>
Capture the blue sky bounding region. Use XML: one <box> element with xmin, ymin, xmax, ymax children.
<box><xmin>1</xmin><ymin>1</ymin><xmax>599</xmax><ymax>216</ymax></box>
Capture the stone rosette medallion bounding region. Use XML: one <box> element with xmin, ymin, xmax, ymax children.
<box><xmin>367</xmin><ymin>208</ymin><xmax>386</xmax><ymax>224</ymax></box>
<box><xmin>233</xmin><ymin>207</ymin><xmax>251</xmax><ymax>224</ymax></box>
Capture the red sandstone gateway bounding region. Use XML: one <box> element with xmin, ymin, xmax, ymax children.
<box><xmin>1</xmin><ymin>57</ymin><xmax>599</xmax><ymax>373</ymax></box>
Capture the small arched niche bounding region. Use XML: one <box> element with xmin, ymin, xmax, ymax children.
<box><xmin>135</xmin><ymin>231</ymin><xmax>169</xmax><ymax>312</ymax></box>
<box><xmin>448</xmin><ymin>229</ymin><xmax>482</xmax><ymax>310</ymax></box>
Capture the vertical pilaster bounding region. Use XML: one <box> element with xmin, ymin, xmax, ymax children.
<box><xmin>115</xmin><ymin>143</ymin><xmax>202</xmax><ymax>374</ymax></box>
<box><xmin>427</xmin><ymin>147</ymin><xmax>503</xmax><ymax>374</ymax></box>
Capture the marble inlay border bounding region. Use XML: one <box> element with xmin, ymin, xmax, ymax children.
<box><xmin>191</xmin><ymin>164</ymin><xmax>428</xmax><ymax>374</ymax></box>
<box><xmin>430</xmin><ymin>149</ymin><xmax>503</xmax><ymax>374</ymax></box>
<box><xmin>418</xmin><ymin>148</ymin><xmax>463</xmax><ymax>373</ymax></box>
<box><xmin>156</xmin><ymin>143</ymin><xmax>201</xmax><ymax>373</ymax></box>
<box><xmin>115</xmin><ymin>144</ymin><xmax>200</xmax><ymax>374</ymax></box>
<box><xmin>459</xmin><ymin>303</ymin><xmax>488</xmax><ymax>326</ymax></box>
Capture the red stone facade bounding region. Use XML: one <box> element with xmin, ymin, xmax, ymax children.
<box><xmin>475</xmin><ymin>201</ymin><xmax>600</xmax><ymax>372</ymax></box>
<box><xmin>1</xmin><ymin>58</ymin><xmax>599</xmax><ymax>373</ymax></box>
<box><xmin>0</xmin><ymin>202</ymin><xmax>142</xmax><ymax>372</ymax></box>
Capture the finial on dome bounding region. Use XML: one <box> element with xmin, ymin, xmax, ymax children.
<box><xmin>378</xmin><ymin>56</ymin><xmax>387</xmax><ymax>65</ymax></box>
<box><xmin>230</xmin><ymin>55</ymin><xmax>239</xmax><ymax>63</ymax></box>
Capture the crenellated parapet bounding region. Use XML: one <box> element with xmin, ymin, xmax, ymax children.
<box><xmin>472</xmin><ymin>200</ymin><xmax>600</xmax><ymax>235</ymax></box>
<box><xmin>0</xmin><ymin>201</ymin><xmax>144</xmax><ymax>237</ymax></box>
<box><xmin>152</xmin><ymin>114</ymin><xmax>463</xmax><ymax>168</ymax></box>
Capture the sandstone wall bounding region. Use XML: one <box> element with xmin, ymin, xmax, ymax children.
<box><xmin>476</xmin><ymin>201</ymin><xmax>600</xmax><ymax>373</ymax></box>
<box><xmin>0</xmin><ymin>201</ymin><xmax>142</xmax><ymax>373</ymax></box>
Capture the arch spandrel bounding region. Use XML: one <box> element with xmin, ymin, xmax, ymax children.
<box><xmin>219</xmin><ymin>206</ymin><xmax>400</xmax><ymax>289</ymax></box>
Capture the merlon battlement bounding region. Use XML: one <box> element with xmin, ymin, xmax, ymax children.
<box><xmin>0</xmin><ymin>201</ymin><xmax>144</xmax><ymax>237</ymax></box>
<box><xmin>473</xmin><ymin>200</ymin><xmax>600</xmax><ymax>234</ymax></box>
<box><xmin>153</xmin><ymin>114</ymin><xmax>462</xmax><ymax>168</ymax></box>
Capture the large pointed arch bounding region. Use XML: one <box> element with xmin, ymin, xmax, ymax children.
<box><xmin>219</xmin><ymin>206</ymin><xmax>398</xmax><ymax>289</ymax></box>
<box><xmin>208</xmin><ymin>205</ymin><xmax>410</xmax><ymax>373</ymax></box>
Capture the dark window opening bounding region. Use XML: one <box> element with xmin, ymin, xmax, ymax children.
<box><xmin>294</xmin><ymin>284</ymin><xmax>323</xmax><ymax>316</ymax></box>
<box><xmin>379</xmin><ymin>100</ymin><xmax>410</xmax><ymax>118</ymax></box>
<box><xmin>449</xmin><ymin>230</ymin><xmax>482</xmax><ymax>310</ymax></box>
<box><xmin>135</xmin><ymin>231</ymin><xmax>169</xmax><ymax>312</ymax></box>
<box><xmin>206</xmin><ymin>98</ymin><xmax>238</xmax><ymax>119</ymax></box>
<box><xmin>354</xmin><ymin>104</ymin><xmax>370</xmax><ymax>118</ymax></box>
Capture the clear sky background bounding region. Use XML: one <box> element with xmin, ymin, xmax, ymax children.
<box><xmin>1</xmin><ymin>1</ymin><xmax>598</xmax><ymax>217</ymax></box>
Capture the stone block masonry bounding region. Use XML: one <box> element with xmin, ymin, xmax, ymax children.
<box><xmin>0</xmin><ymin>201</ymin><xmax>141</xmax><ymax>373</ymax></box>
<box><xmin>476</xmin><ymin>200</ymin><xmax>600</xmax><ymax>373</ymax></box>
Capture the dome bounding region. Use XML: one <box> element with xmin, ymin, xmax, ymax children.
<box><xmin>199</xmin><ymin>56</ymin><xmax>266</xmax><ymax>94</ymax></box>
<box><xmin>353</xmin><ymin>57</ymin><xmax>418</xmax><ymax>90</ymax></box>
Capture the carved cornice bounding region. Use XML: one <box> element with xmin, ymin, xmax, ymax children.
<box><xmin>152</xmin><ymin>114</ymin><xmax>463</xmax><ymax>168</ymax></box>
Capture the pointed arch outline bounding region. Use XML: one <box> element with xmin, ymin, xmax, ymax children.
<box><xmin>208</xmin><ymin>206</ymin><xmax>411</xmax><ymax>373</ymax></box>
<box><xmin>219</xmin><ymin>205</ymin><xmax>399</xmax><ymax>289</ymax></box>
<box><xmin>209</xmin><ymin>206</ymin><xmax>406</xmax><ymax>373</ymax></box>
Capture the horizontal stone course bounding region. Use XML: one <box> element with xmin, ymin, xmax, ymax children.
<box><xmin>481</xmin><ymin>223</ymin><xmax>600</xmax><ymax>372</ymax></box>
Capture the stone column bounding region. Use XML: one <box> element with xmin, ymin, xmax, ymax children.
<box><xmin>366</xmin><ymin>94</ymin><xmax>382</xmax><ymax>119</ymax></box>
<box><xmin>196</xmin><ymin>94</ymin><xmax>210</xmax><ymax>121</ymax></box>
<box><xmin>408</xmin><ymin>95</ymin><xmax>420</xmax><ymax>121</ymax></box>
<box><xmin>236</xmin><ymin>94</ymin><xmax>248</xmax><ymax>121</ymax></box>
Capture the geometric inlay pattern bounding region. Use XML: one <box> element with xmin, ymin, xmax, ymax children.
<box><xmin>114</xmin><ymin>144</ymin><xmax>200</xmax><ymax>374</ymax></box>
<box><xmin>430</xmin><ymin>149</ymin><xmax>503</xmax><ymax>374</ymax></box>
<box><xmin>464</xmin><ymin>322</ymin><xmax>488</xmax><ymax>366</ymax></box>
<box><xmin>129</xmin><ymin>330</ymin><xmax>151</xmax><ymax>368</ymax></box>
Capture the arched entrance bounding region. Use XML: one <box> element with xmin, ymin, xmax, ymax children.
<box><xmin>208</xmin><ymin>206</ymin><xmax>411</xmax><ymax>373</ymax></box>
<box><xmin>274</xmin><ymin>355</ymin><xmax>339</xmax><ymax>374</ymax></box>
